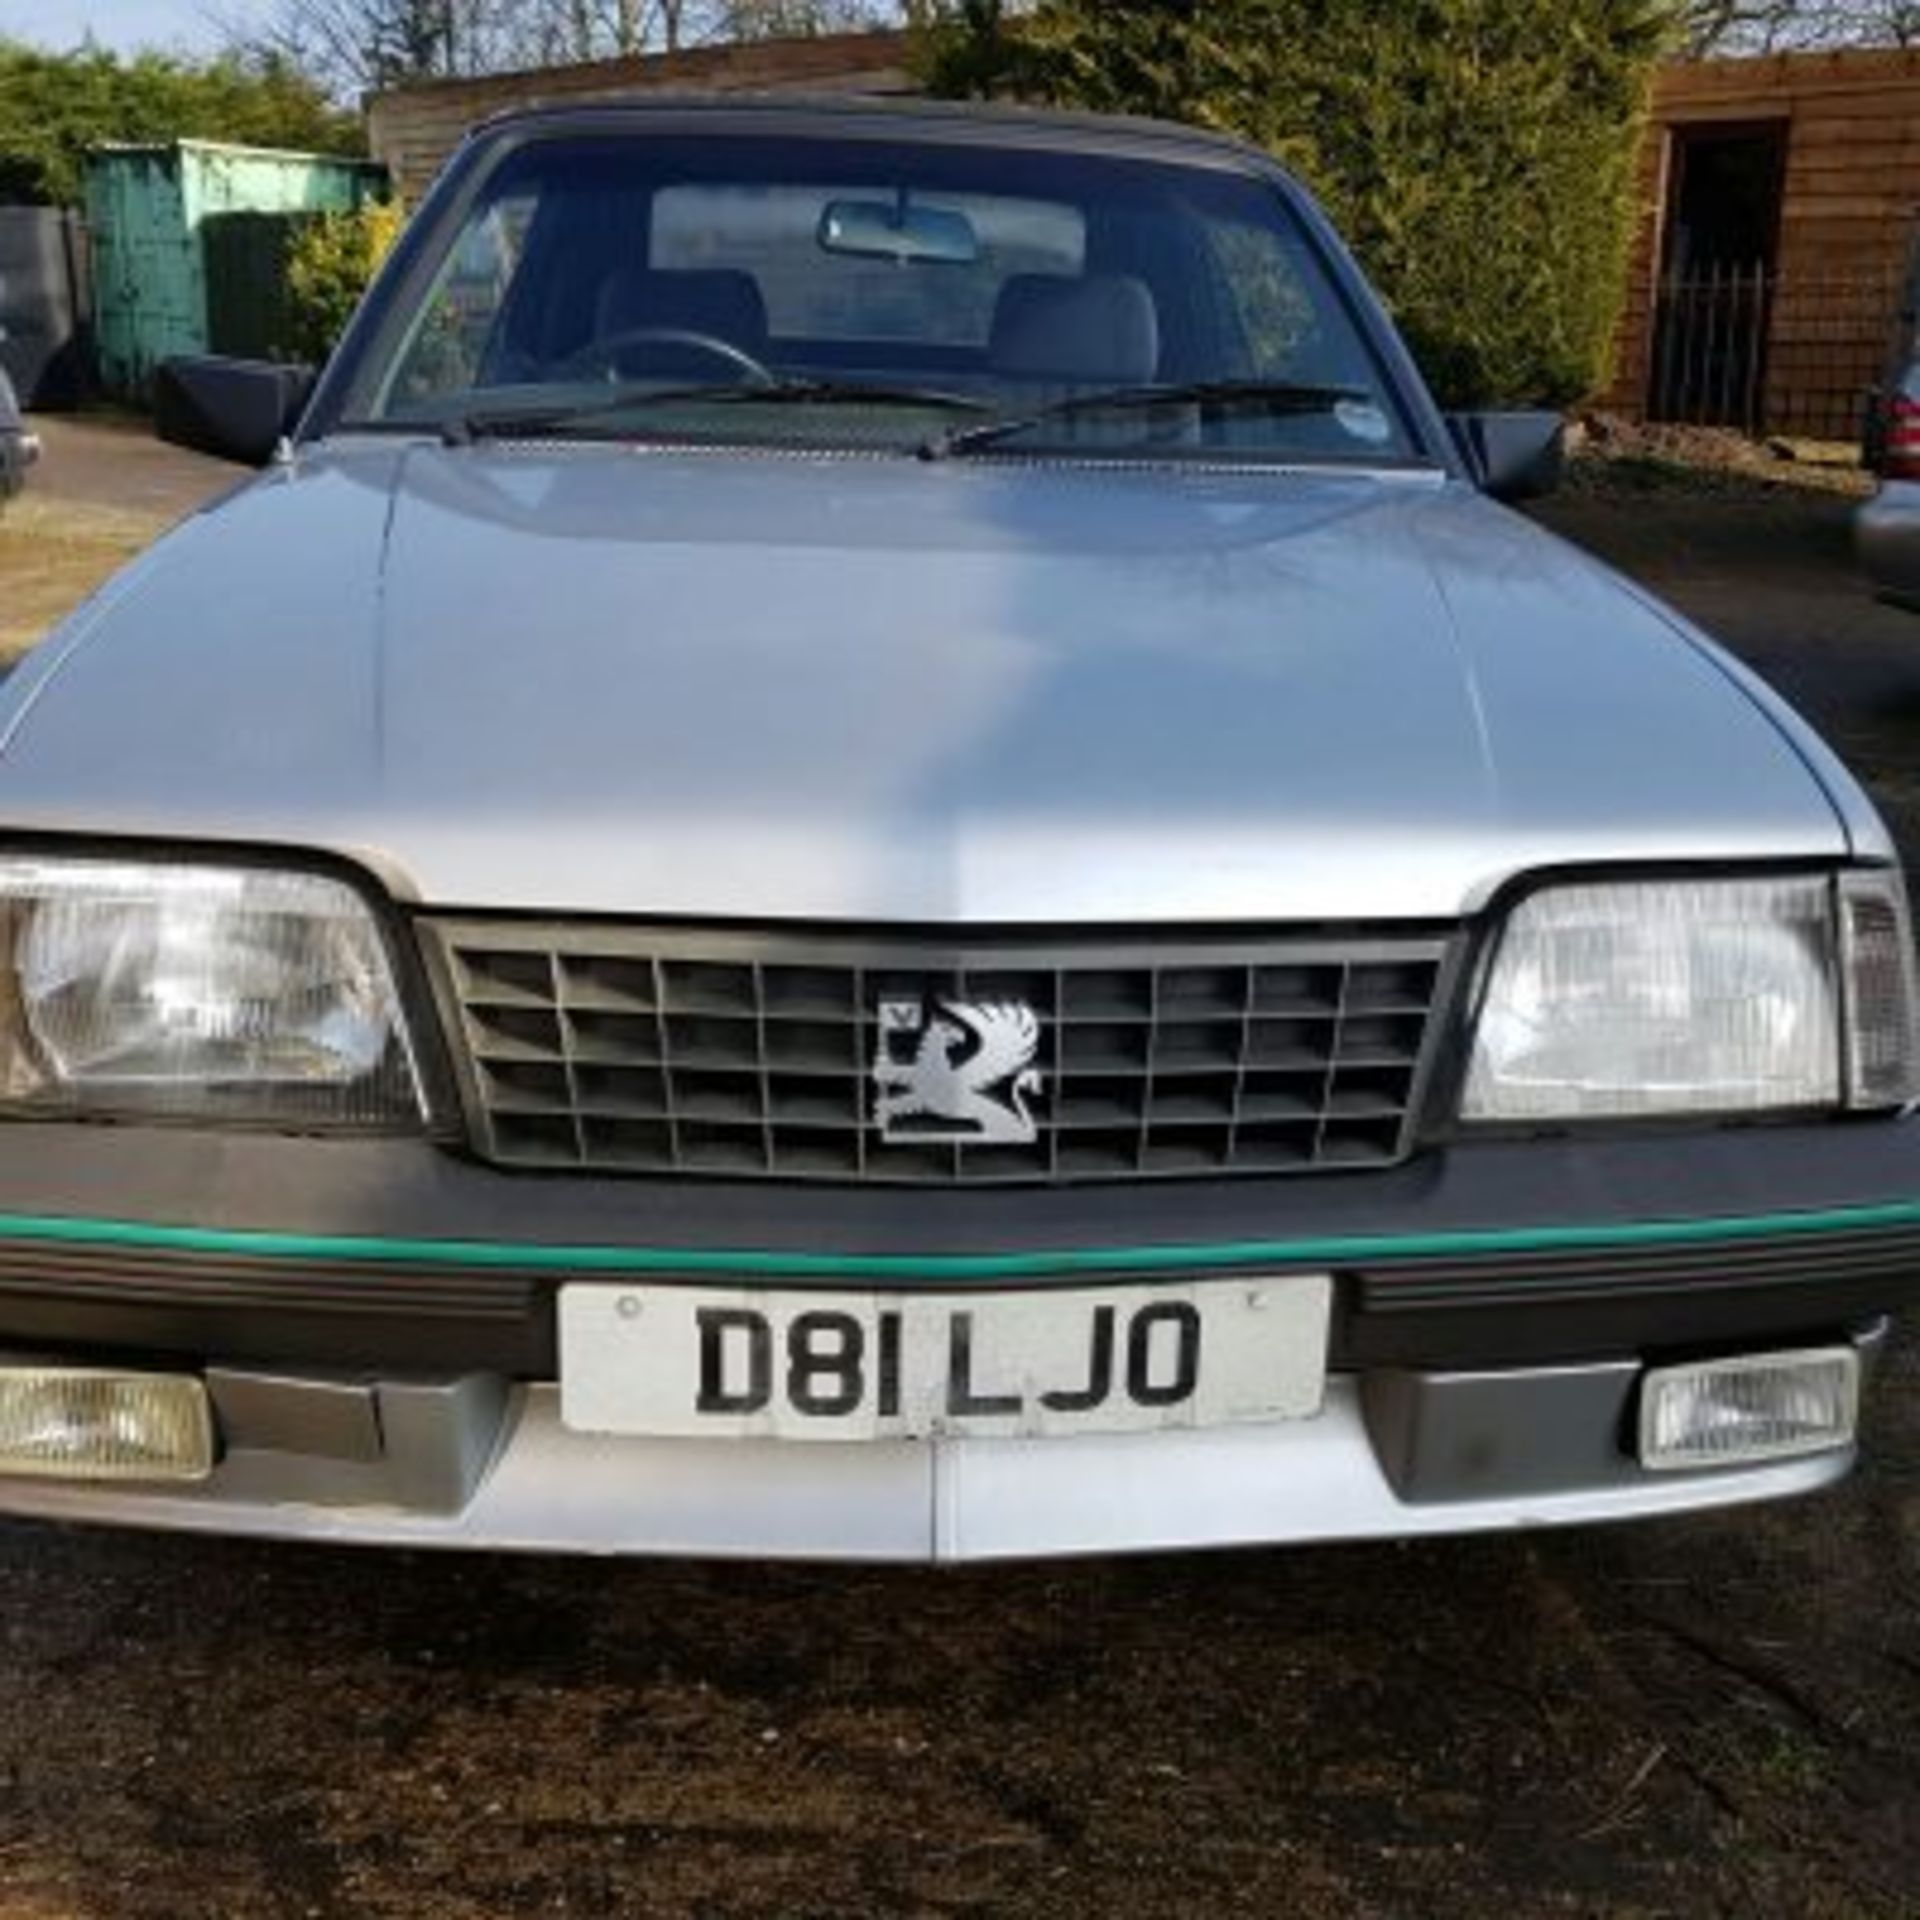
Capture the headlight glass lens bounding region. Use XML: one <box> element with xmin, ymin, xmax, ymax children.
<box><xmin>0</xmin><ymin>857</ymin><xmax>422</xmax><ymax>1126</ymax></box>
<box><xmin>1463</xmin><ymin>877</ymin><xmax>1846</xmax><ymax>1121</ymax></box>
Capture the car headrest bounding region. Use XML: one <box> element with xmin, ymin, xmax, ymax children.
<box><xmin>593</xmin><ymin>268</ymin><xmax>770</xmax><ymax>354</ymax></box>
<box><xmin>990</xmin><ymin>274</ymin><xmax>1160</xmax><ymax>385</ymax></box>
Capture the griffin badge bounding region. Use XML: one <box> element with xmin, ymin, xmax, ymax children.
<box><xmin>871</xmin><ymin>998</ymin><xmax>1044</xmax><ymax>1146</ymax></box>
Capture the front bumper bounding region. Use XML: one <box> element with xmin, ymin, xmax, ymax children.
<box><xmin>0</xmin><ymin>1119</ymin><xmax>1910</xmax><ymax>1557</ymax></box>
<box><xmin>0</xmin><ymin>1364</ymin><xmax>1868</xmax><ymax>1561</ymax></box>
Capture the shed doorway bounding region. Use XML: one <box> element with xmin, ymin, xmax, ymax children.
<box><xmin>1648</xmin><ymin>121</ymin><xmax>1787</xmax><ymax>428</ymax></box>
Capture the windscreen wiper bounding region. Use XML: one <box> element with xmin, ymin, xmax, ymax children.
<box><xmin>439</xmin><ymin>378</ymin><xmax>993</xmax><ymax>446</ymax></box>
<box><xmin>922</xmin><ymin>380</ymin><xmax>1378</xmax><ymax>460</ymax></box>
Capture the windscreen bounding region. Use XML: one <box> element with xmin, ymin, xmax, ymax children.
<box><xmin>350</xmin><ymin>130</ymin><xmax>1418</xmax><ymax>465</ymax></box>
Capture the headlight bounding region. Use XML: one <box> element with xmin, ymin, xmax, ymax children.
<box><xmin>1462</xmin><ymin>873</ymin><xmax>1918</xmax><ymax>1123</ymax></box>
<box><xmin>0</xmin><ymin>856</ymin><xmax>423</xmax><ymax>1127</ymax></box>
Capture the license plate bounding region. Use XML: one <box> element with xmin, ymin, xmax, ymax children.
<box><xmin>558</xmin><ymin>1277</ymin><xmax>1331</xmax><ymax>1442</ymax></box>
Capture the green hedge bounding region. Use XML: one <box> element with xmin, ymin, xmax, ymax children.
<box><xmin>283</xmin><ymin>201</ymin><xmax>404</xmax><ymax>365</ymax></box>
<box><xmin>0</xmin><ymin>41</ymin><xmax>362</xmax><ymax>208</ymax></box>
<box><xmin>920</xmin><ymin>0</ymin><xmax>1673</xmax><ymax>407</ymax></box>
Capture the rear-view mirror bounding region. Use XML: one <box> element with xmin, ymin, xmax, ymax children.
<box><xmin>818</xmin><ymin>198</ymin><xmax>980</xmax><ymax>267</ymax></box>
<box><xmin>1446</xmin><ymin>409</ymin><xmax>1566</xmax><ymax>502</ymax></box>
<box><xmin>154</xmin><ymin>354</ymin><xmax>316</xmax><ymax>466</ymax></box>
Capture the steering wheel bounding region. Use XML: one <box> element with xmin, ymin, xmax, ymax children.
<box><xmin>551</xmin><ymin>326</ymin><xmax>774</xmax><ymax>387</ymax></box>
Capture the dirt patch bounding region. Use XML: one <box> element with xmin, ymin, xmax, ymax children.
<box><xmin>24</xmin><ymin>412</ymin><xmax>235</xmax><ymax>524</ymax></box>
<box><xmin>0</xmin><ymin>1449</ymin><xmax>1915</xmax><ymax>1920</ymax></box>
<box><xmin>1565</xmin><ymin>412</ymin><xmax>1873</xmax><ymax>504</ymax></box>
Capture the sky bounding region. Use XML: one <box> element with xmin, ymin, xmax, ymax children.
<box><xmin>0</xmin><ymin>0</ymin><xmax>271</xmax><ymax>56</ymax></box>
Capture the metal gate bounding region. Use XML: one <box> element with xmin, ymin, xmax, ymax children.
<box><xmin>1648</xmin><ymin>263</ymin><xmax>1772</xmax><ymax>432</ymax></box>
<box><xmin>1648</xmin><ymin>261</ymin><xmax>1903</xmax><ymax>442</ymax></box>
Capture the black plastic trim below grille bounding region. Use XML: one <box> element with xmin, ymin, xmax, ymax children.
<box><xmin>419</xmin><ymin>921</ymin><xmax>1462</xmax><ymax>1184</ymax></box>
<box><xmin>0</xmin><ymin>1216</ymin><xmax>1909</xmax><ymax>1380</ymax></box>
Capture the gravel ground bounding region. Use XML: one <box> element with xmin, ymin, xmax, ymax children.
<box><xmin>0</xmin><ymin>441</ymin><xmax>1916</xmax><ymax>1919</ymax></box>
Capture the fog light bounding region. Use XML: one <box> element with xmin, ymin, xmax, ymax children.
<box><xmin>0</xmin><ymin>1369</ymin><xmax>213</xmax><ymax>1482</ymax></box>
<box><xmin>1638</xmin><ymin>1348</ymin><xmax>1859</xmax><ymax>1472</ymax></box>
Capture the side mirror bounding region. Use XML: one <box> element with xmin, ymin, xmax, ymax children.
<box><xmin>154</xmin><ymin>355</ymin><xmax>316</xmax><ymax>466</ymax></box>
<box><xmin>1446</xmin><ymin>410</ymin><xmax>1565</xmax><ymax>502</ymax></box>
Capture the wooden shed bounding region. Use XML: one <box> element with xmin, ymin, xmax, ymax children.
<box><xmin>1606</xmin><ymin>47</ymin><xmax>1920</xmax><ymax>440</ymax></box>
<box><xmin>366</xmin><ymin>30</ymin><xmax>917</xmax><ymax>206</ymax></box>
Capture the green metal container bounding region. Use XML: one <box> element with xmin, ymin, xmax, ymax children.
<box><xmin>85</xmin><ymin>140</ymin><xmax>387</xmax><ymax>397</ymax></box>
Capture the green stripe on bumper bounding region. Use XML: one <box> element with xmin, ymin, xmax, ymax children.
<box><xmin>0</xmin><ymin>1199</ymin><xmax>1914</xmax><ymax>1280</ymax></box>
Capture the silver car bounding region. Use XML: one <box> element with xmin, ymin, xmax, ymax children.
<box><xmin>0</xmin><ymin>101</ymin><xmax>1912</xmax><ymax>1560</ymax></box>
<box><xmin>1859</xmin><ymin>227</ymin><xmax>1920</xmax><ymax>609</ymax></box>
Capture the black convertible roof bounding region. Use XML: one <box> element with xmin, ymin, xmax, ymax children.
<box><xmin>463</xmin><ymin>92</ymin><xmax>1273</xmax><ymax>171</ymax></box>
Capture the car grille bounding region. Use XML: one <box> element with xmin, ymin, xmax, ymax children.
<box><xmin>420</xmin><ymin>921</ymin><xmax>1459</xmax><ymax>1184</ymax></box>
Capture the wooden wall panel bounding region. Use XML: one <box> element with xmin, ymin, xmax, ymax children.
<box><xmin>367</xmin><ymin>31</ymin><xmax>917</xmax><ymax>202</ymax></box>
<box><xmin>1605</xmin><ymin>47</ymin><xmax>1920</xmax><ymax>434</ymax></box>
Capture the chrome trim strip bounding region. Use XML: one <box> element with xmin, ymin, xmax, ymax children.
<box><xmin>1</xmin><ymin>1189</ymin><xmax>1919</xmax><ymax>1278</ymax></box>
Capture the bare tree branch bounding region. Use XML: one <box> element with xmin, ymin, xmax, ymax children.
<box><xmin>1682</xmin><ymin>0</ymin><xmax>1920</xmax><ymax>54</ymax></box>
<box><xmin>216</xmin><ymin>0</ymin><xmax>900</xmax><ymax>93</ymax></box>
